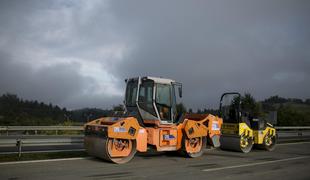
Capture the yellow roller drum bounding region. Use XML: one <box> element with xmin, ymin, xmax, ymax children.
<box><xmin>220</xmin><ymin>123</ymin><xmax>254</xmax><ymax>153</ymax></box>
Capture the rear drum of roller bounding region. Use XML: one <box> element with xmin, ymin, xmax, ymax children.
<box><xmin>255</xmin><ymin>134</ymin><xmax>277</xmax><ymax>151</ymax></box>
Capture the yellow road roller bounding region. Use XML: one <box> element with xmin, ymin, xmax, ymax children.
<box><xmin>84</xmin><ymin>76</ymin><xmax>223</xmax><ymax>163</ymax></box>
<box><xmin>219</xmin><ymin>92</ymin><xmax>277</xmax><ymax>153</ymax></box>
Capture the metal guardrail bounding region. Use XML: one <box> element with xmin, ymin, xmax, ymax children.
<box><xmin>0</xmin><ymin>126</ymin><xmax>83</xmax><ymax>136</ymax></box>
<box><xmin>0</xmin><ymin>126</ymin><xmax>83</xmax><ymax>131</ymax></box>
<box><xmin>275</xmin><ymin>126</ymin><xmax>310</xmax><ymax>130</ymax></box>
<box><xmin>0</xmin><ymin>136</ymin><xmax>84</xmax><ymax>157</ymax></box>
<box><xmin>0</xmin><ymin>126</ymin><xmax>85</xmax><ymax>156</ymax></box>
<box><xmin>275</xmin><ymin>126</ymin><xmax>310</xmax><ymax>138</ymax></box>
<box><xmin>0</xmin><ymin>137</ymin><xmax>84</xmax><ymax>147</ymax></box>
<box><xmin>1</xmin><ymin>126</ymin><xmax>310</xmax><ymax>136</ymax></box>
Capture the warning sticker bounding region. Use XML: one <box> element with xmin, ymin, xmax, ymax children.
<box><xmin>113</xmin><ymin>127</ymin><xmax>126</xmax><ymax>133</ymax></box>
<box><xmin>139</xmin><ymin>129</ymin><xmax>145</xmax><ymax>134</ymax></box>
<box><xmin>212</xmin><ymin>122</ymin><xmax>220</xmax><ymax>131</ymax></box>
<box><xmin>163</xmin><ymin>134</ymin><xmax>175</xmax><ymax>141</ymax></box>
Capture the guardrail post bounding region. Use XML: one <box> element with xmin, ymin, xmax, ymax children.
<box><xmin>298</xmin><ymin>130</ymin><xmax>303</xmax><ymax>136</ymax></box>
<box><xmin>16</xmin><ymin>139</ymin><xmax>22</xmax><ymax>158</ymax></box>
<box><xmin>56</xmin><ymin>130</ymin><xmax>58</xmax><ymax>135</ymax></box>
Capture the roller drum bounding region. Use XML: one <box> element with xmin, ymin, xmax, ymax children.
<box><xmin>220</xmin><ymin>135</ymin><xmax>253</xmax><ymax>153</ymax></box>
<box><xmin>84</xmin><ymin>136</ymin><xmax>137</xmax><ymax>164</ymax></box>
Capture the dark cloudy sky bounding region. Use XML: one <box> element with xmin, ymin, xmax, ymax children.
<box><xmin>0</xmin><ymin>0</ymin><xmax>309</xmax><ymax>110</ymax></box>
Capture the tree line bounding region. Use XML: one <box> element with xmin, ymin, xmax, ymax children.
<box><xmin>0</xmin><ymin>94</ymin><xmax>68</xmax><ymax>125</ymax></box>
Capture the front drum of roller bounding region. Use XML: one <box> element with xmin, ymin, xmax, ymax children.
<box><xmin>256</xmin><ymin>134</ymin><xmax>277</xmax><ymax>151</ymax></box>
<box><xmin>84</xmin><ymin>136</ymin><xmax>137</xmax><ymax>164</ymax></box>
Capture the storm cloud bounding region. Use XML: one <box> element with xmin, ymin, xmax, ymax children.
<box><xmin>0</xmin><ymin>0</ymin><xmax>309</xmax><ymax>109</ymax></box>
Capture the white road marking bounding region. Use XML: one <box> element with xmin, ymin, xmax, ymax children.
<box><xmin>277</xmin><ymin>141</ymin><xmax>310</xmax><ymax>146</ymax></box>
<box><xmin>202</xmin><ymin>156</ymin><xmax>309</xmax><ymax>172</ymax></box>
<box><xmin>204</xmin><ymin>148</ymin><xmax>215</xmax><ymax>151</ymax></box>
<box><xmin>0</xmin><ymin>157</ymin><xmax>91</xmax><ymax>165</ymax></box>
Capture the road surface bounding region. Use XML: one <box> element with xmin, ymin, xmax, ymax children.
<box><xmin>0</xmin><ymin>141</ymin><xmax>309</xmax><ymax>180</ymax></box>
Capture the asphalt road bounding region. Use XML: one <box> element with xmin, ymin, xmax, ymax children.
<box><xmin>0</xmin><ymin>141</ymin><xmax>309</xmax><ymax>180</ymax></box>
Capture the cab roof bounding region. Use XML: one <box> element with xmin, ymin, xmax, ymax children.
<box><xmin>127</xmin><ymin>76</ymin><xmax>176</xmax><ymax>85</ymax></box>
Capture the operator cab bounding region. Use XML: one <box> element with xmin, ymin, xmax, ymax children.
<box><xmin>219</xmin><ymin>92</ymin><xmax>272</xmax><ymax>129</ymax></box>
<box><xmin>219</xmin><ymin>92</ymin><xmax>251</xmax><ymax>127</ymax></box>
<box><xmin>125</xmin><ymin>76</ymin><xmax>182</xmax><ymax>125</ymax></box>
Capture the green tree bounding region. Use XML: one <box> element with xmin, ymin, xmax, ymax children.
<box><xmin>277</xmin><ymin>104</ymin><xmax>310</xmax><ymax>126</ymax></box>
<box><xmin>176</xmin><ymin>103</ymin><xmax>187</xmax><ymax>114</ymax></box>
<box><xmin>241</xmin><ymin>93</ymin><xmax>262</xmax><ymax>117</ymax></box>
<box><xmin>113</xmin><ymin>104</ymin><xmax>125</xmax><ymax>111</ymax></box>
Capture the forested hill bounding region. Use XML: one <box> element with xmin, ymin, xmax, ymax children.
<box><xmin>0</xmin><ymin>94</ymin><xmax>68</xmax><ymax>125</ymax></box>
<box><xmin>262</xmin><ymin>96</ymin><xmax>310</xmax><ymax>126</ymax></box>
<box><xmin>0</xmin><ymin>93</ymin><xmax>309</xmax><ymax>126</ymax></box>
<box><xmin>0</xmin><ymin>93</ymin><xmax>118</xmax><ymax>125</ymax></box>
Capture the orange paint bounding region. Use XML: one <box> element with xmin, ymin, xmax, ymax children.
<box><xmin>184</xmin><ymin>137</ymin><xmax>203</xmax><ymax>153</ymax></box>
<box><xmin>176</xmin><ymin>124</ymin><xmax>184</xmax><ymax>150</ymax></box>
<box><xmin>107</xmin><ymin>138</ymin><xmax>133</xmax><ymax>157</ymax></box>
<box><xmin>145</xmin><ymin>127</ymin><xmax>158</xmax><ymax>145</ymax></box>
<box><xmin>208</xmin><ymin>116</ymin><xmax>223</xmax><ymax>138</ymax></box>
<box><xmin>184</xmin><ymin>119</ymin><xmax>208</xmax><ymax>139</ymax></box>
<box><xmin>136</xmin><ymin>128</ymin><xmax>147</xmax><ymax>152</ymax></box>
<box><xmin>108</xmin><ymin>117</ymin><xmax>141</xmax><ymax>140</ymax></box>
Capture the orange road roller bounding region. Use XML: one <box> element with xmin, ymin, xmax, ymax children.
<box><xmin>84</xmin><ymin>76</ymin><xmax>223</xmax><ymax>163</ymax></box>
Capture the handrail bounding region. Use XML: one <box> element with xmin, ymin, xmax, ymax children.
<box><xmin>0</xmin><ymin>126</ymin><xmax>83</xmax><ymax>131</ymax></box>
<box><xmin>0</xmin><ymin>126</ymin><xmax>84</xmax><ymax>136</ymax></box>
<box><xmin>275</xmin><ymin>126</ymin><xmax>310</xmax><ymax>130</ymax></box>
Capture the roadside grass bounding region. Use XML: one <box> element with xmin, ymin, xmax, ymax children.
<box><xmin>0</xmin><ymin>151</ymin><xmax>88</xmax><ymax>162</ymax></box>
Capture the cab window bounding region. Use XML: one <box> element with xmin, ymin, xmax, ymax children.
<box><xmin>138</xmin><ymin>80</ymin><xmax>156</xmax><ymax>116</ymax></box>
<box><xmin>156</xmin><ymin>84</ymin><xmax>171</xmax><ymax>106</ymax></box>
<box><xmin>156</xmin><ymin>84</ymin><xmax>172</xmax><ymax>121</ymax></box>
<box><xmin>125</xmin><ymin>80</ymin><xmax>138</xmax><ymax>107</ymax></box>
